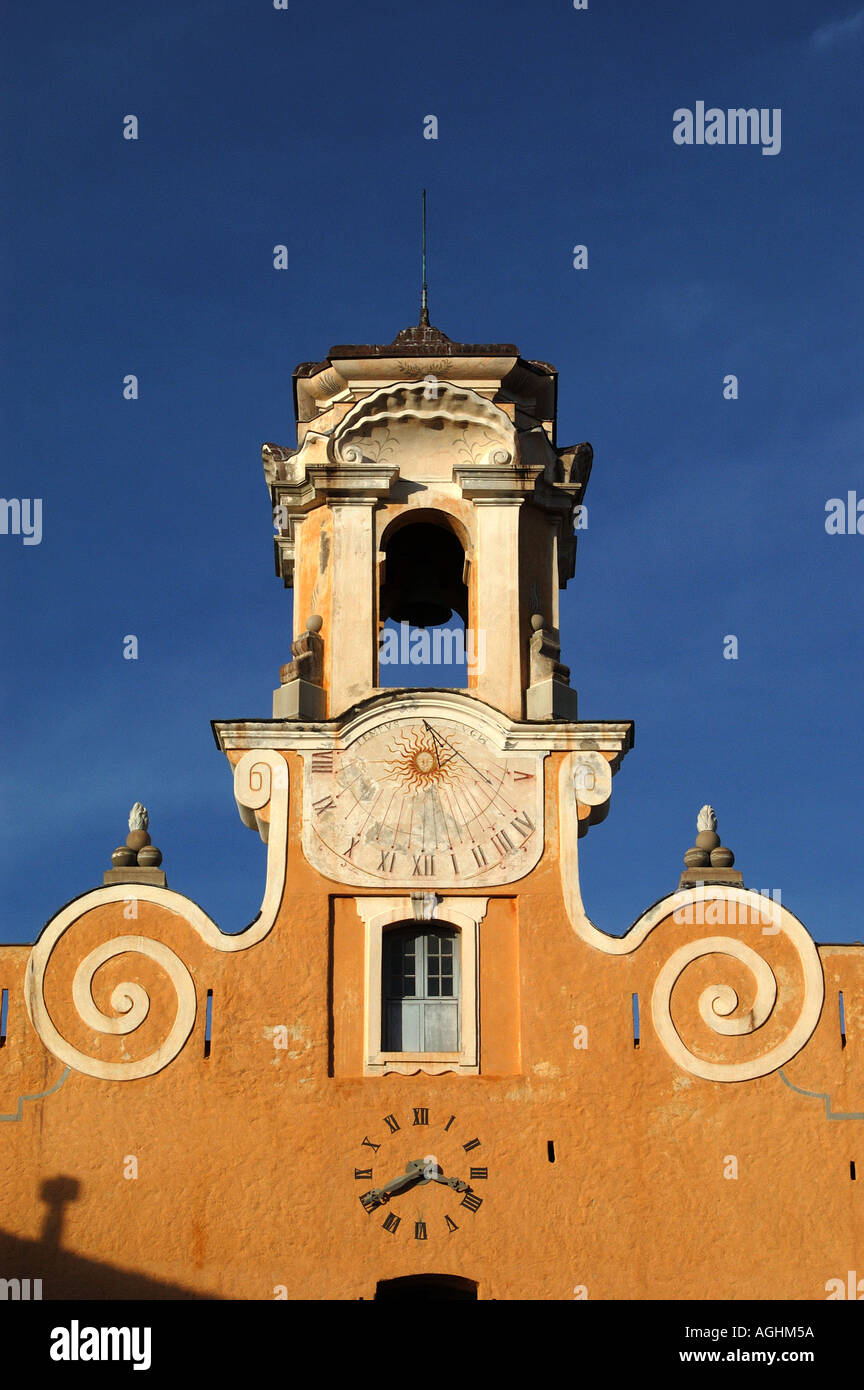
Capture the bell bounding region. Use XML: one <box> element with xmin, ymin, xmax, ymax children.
<box><xmin>382</xmin><ymin>524</ymin><xmax>468</xmax><ymax>629</ymax></box>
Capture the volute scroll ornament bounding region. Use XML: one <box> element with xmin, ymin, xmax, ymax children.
<box><xmin>24</xmin><ymin>751</ymin><xmax>290</xmax><ymax>1081</ymax></box>
<box><xmin>557</xmin><ymin>755</ymin><xmax>824</xmax><ymax>1082</ymax></box>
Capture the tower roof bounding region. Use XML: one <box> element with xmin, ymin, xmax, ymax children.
<box><xmin>293</xmin><ymin>322</ymin><xmax>555</xmax><ymax>376</ymax></box>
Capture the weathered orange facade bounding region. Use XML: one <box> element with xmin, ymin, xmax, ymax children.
<box><xmin>1</xmin><ymin>321</ymin><xmax>861</xmax><ymax>1301</ymax></box>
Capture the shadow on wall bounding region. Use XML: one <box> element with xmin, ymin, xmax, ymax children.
<box><xmin>0</xmin><ymin>1174</ymin><xmax>220</xmax><ymax>1300</ymax></box>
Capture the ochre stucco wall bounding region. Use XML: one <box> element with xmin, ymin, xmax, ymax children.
<box><xmin>0</xmin><ymin>749</ymin><xmax>861</xmax><ymax>1301</ymax></box>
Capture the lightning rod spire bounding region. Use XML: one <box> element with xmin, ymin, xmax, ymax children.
<box><xmin>420</xmin><ymin>189</ymin><xmax>429</xmax><ymax>326</ymax></box>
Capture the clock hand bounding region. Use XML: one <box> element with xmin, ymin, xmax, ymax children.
<box><xmin>438</xmin><ymin>1174</ymin><xmax>471</xmax><ymax>1193</ymax></box>
<box><xmin>419</xmin><ymin>1159</ymin><xmax>471</xmax><ymax>1194</ymax></box>
<box><xmin>358</xmin><ymin>1159</ymin><xmax>427</xmax><ymax>1213</ymax></box>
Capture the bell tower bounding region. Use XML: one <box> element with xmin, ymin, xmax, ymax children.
<box><xmin>265</xmin><ymin>320</ymin><xmax>592</xmax><ymax>722</ymax></box>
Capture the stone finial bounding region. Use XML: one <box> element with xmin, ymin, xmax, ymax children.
<box><xmin>528</xmin><ymin>615</ymin><xmax>571</xmax><ymax>685</ymax></box>
<box><xmin>273</xmin><ymin>614</ymin><xmax>327</xmax><ymax>719</ymax></box>
<box><xmin>279</xmin><ymin>615</ymin><xmax>324</xmax><ymax>687</ymax></box>
<box><xmin>105</xmin><ymin>804</ymin><xmax>166</xmax><ymax>886</ymax></box>
<box><xmin>525</xmin><ymin>614</ymin><xmax>579</xmax><ymax>720</ymax></box>
<box><xmin>679</xmin><ymin>805</ymin><xmax>741</xmax><ymax>887</ymax></box>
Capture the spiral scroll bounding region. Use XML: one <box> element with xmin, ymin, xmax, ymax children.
<box><xmin>24</xmin><ymin>750</ymin><xmax>289</xmax><ymax>1081</ymax></box>
<box><xmin>558</xmin><ymin>753</ymin><xmax>825</xmax><ymax>1082</ymax></box>
<box><xmin>650</xmin><ymin>930</ymin><xmax>823</xmax><ymax>1082</ymax></box>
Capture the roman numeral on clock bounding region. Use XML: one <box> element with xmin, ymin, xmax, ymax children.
<box><xmin>383</xmin><ymin>1114</ymin><xmax>400</xmax><ymax>1134</ymax></box>
<box><xmin>354</xmin><ymin>1168</ymin><xmax>373</xmax><ymax>1181</ymax></box>
<box><xmin>382</xmin><ymin>1213</ymin><xmax>401</xmax><ymax>1234</ymax></box>
<box><xmin>444</xmin><ymin>1215</ymin><xmax>459</xmax><ymax>1233</ymax></box>
<box><xmin>414</xmin><ymin>1221</ymin><xmax>427</xmax><ymax>1241</ymax></box>
<box><xmin>360</xmin><ymin>1136</ymin><xmax>380</xmax><ymax>1153</ymax></box>
<box><xmin>412</xmin><ymin>1108</ymin><xmax>429</xmax><ymax>1126</ymax></box>
<box><xmin>469</xmin><ymin>1167</ymin><xmax>488</xmax><ymax>1181</ymax></box>
<box><xmin>460</xmin><ymin>1191</ymin><xmax>483</xmax><ymax>1213</ymax></box>
<box><xmin>462</xmin><ymin>1138</ymin><xmax>481</xmax><ymax>1152</ymax></box>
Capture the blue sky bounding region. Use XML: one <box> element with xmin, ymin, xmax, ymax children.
<box><xmin>1</xmin><ymin>0</ymin><xmax>862</xmax><ymax>944</ymax></box>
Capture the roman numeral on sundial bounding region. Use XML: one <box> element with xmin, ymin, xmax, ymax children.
<box><xmin>311</xmin><ymin>752</ymin><xmax>334</xmax><ymax>773</ymax></box>
<box><xmin>491</xmin><ymin>828</ymin><xmax>515</xmax><ymax>857</ymax></box>
<box><xmin>412</xmin><ymin>853</ymin><xmax>435</xmax><ymax>876</ymax></box>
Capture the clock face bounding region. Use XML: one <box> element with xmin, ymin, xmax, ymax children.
<box><xmin>354</xmin><ymin>1108</ymin><xmax>487</xmax><ymax>1240</ymax></box>
<box><xmin>302</xmin><ymin>714</ymin><xmax>544</xmax><ymax>887</ymax></box>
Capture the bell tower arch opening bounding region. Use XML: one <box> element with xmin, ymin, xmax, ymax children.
<box><xmin>378</xmin><ymin>511</ymin><xmax>471</xmax><ymax>689</ymax></box>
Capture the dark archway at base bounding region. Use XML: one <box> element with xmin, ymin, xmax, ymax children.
<box><xmin>374</xmin><ymin>1274</ymin><xmax>477</xmax><ymax>1301</ymax></box>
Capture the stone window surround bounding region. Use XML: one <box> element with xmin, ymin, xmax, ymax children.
<box><xmin>354</xmin><ymin>897</ymin><xmax>489</xmax><ymax>1076</ymax></box>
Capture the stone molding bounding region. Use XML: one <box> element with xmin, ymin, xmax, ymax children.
<box><xmin>213</xmin><ymin>688</ymin><xmax>634</xmax><ymax>758</ymax></box>
<box><xmin>354</xmin><ymin>896</ymin><xmax>487</xmax><ymax>1076</ymax></box>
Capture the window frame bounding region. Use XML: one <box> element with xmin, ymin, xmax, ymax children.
<box><xmin>355</xmin><ymin>896</ymin><xmax>487</xmax><ymax>1076</ymax></box>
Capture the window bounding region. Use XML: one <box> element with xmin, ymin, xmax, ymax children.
<box><xmin>355</xmin><ymin>896</ymin><xmax>485</xmax><ymax>1076</ymax></box>
<box><xmin>383</xmin><ymin>926</ymin><xmax>461</xmax><ymax>1052</ymax></box>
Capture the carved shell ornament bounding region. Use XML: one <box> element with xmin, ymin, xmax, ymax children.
<box><xmin>330</xmin><ymin>381</ymin><xmax>515</xmax><ymax>467</ymax></box>
<box><xmin>558</xmin><ymin>758</ymin><xmax>824</xmax><ymax>1082</ymax></box>
<box><xmin>24</xmin><ymin>752</ymin><xmax>290</xmax><ymax>1081</ymax></box>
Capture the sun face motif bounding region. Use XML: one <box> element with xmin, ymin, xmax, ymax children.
<box><xmin>383</xmin><ymin>729</ymin><xmax>468</xmax><ymax>794</ymax></box>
